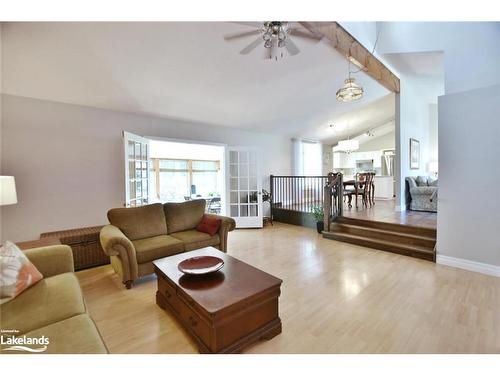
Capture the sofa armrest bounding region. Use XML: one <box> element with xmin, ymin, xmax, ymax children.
<box><xmin>24</xmin><ymin>245</ymin><xmax>74</xmax><ymax>277</ymax></box>
<box><xmin>100</xmin><ymin>224</ymin><xmax>138</xmax><ymax>282</ymax></box>
<box><xmin>204</xmin><ymin>214</ymin><xmax>236</xmax><ymax>252</ymax></box>
<box><xmin>410</xmin><ymin>186</ymin><xmax>437</xmax><ymax>196</ymax></box>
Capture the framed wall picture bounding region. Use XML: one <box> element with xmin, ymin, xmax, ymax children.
<box><xmin>410</xmin><ymin>138</ymin><xmax>420</xmax><ymax>170</ymax></box>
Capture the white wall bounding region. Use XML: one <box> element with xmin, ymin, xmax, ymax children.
<box><xmin>428</xmin><ymin>103</ymin><xmax>438</xmax><ymax>165</ymax></box>
<box><xmin>438</xmin><ymin>84</ymin><xmax>500</xmax><ymax>267</ymax></box>
<box><xmin>377</xmin><ymin>22</ymin><xmax>500</xmax><ymax>95</ymax></box>
<box><xmin>357</xmin><ymin>131</ymin><xmax>395</xmax><ymax>152</ymax></box>
<box><xmin>0</xmin><ymin>94</ymin><xmax>292</xmax><ymax>242</ymax></box>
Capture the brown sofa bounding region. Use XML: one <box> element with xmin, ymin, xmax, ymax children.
<box><xmin>0</xmin><ymin>245</ymin><xmax>108</xmax><ymax>354</ymax></box>
<box><xmin>100</xmin><ymin>199</ymin><xmax>235</xmax><ymax>289</ymax></box>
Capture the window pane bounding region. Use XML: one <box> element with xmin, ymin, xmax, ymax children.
<box><xmin>249</xmin><ymin>163</ymin><xmax>257</xmax><ymax>177</ymax></box>
<box><xmin>129</xmin><ymin>181</ymin><xmax>136</xmax><ymax>199</ymax></box>
<box><xmin>229</xmin><ymin>151</ymin><xmax>238</xmax><ymax>164</ymax></box>
<box><xmin>239</xmin><ymin>163</ymin><xmax>249</xmax><ymax>177</ymax></box>
<box><xmin>239</xmin><ymin>192</ymin><xmax>248</xmax><ymax>203</ymax></box>
<box><xmin>159</xmin><ymin>159</ymin><xmax>188</xmax><ymax>170</ymax></box>
<box><xmin>192</xmin><ymin>160</ymin><xmax>218</xmax><ymax>171</ymax></box>
<box><xmin>128</xmin><ymin>141</ymin><xmax>135</xmax><ymax>158</ymax></box>
<box><xmin>249</xmin><ymin>191</ymin><xmax>258</xmax><ymax>203</ymax></box>
<box><xmin>249</xmin><ymin>204</ymin><xmax>258</xmax><ymax>217</ymax></box>
<box><xmin>134</xmin><ymin>142</ymin><xmax>141</xmax><ymax>159</ymax></box>
<box><xmin>230</xmin><ymin>205</ymin><xmax>239</xmax><ymax>217</ymax></box>
<box><xmin>239</xmin><ymin>151</ymin><xmax>248</xmax><ymax>163</ymax></box>
<box><xmin>240</xmin><ymin>205</ymin><xmax>248</xmax><ymax>217</ymax></box>
<box><xmin>159</xmin><ymin>171</ymin><xmax>189</xmax><ymax>202</ymax></box>
<box><xmin>230</xmin><ymin>178</ymin><xmax>238</xmax><ymax>190</ymax></box>
<box><xmin>230</xmin><ymin>192</ymin><xmax>238</xmax><ymax>204</ymax></box>
<box><xmin>192</xmin><ymin>171</ymin><xmax>218</xmax><ymax>197</ymax></box>
<box><xmin>249</xmin><ymin>177</ymin><xmax>257</xmax><ymax>190</ymax></box>
<box><xmin>239</xmin><ymin>177</ymin><xmax>248</xmax><ymax>190</ymax></box>
<box><xmin>230</xmin><ymin>164</ymin><xmax>238</xmax><ymax>177</ymax></box>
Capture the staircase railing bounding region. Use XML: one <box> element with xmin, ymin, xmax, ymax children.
<box><xmin>323</xmin><ymin>172</ymin><xmax>343</xmax><ymax>231</ymax></box>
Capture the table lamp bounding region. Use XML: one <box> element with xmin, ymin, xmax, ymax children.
<box><xmin>428</xmin><ymin>161</ymin><xmax>438</xmax><ymax>178</ymax></box>
<box><xmin>0</xmin><ymin>176</ymin><xmax>18</xmax><ymax>206</ymax></box>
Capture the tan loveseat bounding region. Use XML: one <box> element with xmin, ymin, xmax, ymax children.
<box><xmin>0</xmin><ymin>245</ymin><xmax>108</xmax><ymax>354</ymax></box>
<box><xmin>100</xmin><ymin>199</ymin><xmax>235</xmax><ymax>289</ymax></box>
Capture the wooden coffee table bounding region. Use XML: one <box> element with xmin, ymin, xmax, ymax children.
<box><xmin>153</xmin><ymin>247</ymin><xmax>282</xmax><ymax>354</ymax></box>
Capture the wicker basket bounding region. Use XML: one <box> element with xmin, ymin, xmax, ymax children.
<box><xmin>40</xmin><ymin>226</ymin><xmax>109</xmax><ymax>270</ymax></box>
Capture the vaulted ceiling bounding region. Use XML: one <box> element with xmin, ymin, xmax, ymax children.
<box><xmin>1</xmin><ymin>22</ymin><xmax>392</xmax><ymax>142</ymax></box>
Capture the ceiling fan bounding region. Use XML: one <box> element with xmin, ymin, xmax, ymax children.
<box><xmin>224</xmin><ymin>22</ymin><xmax>322</xmax><ymax>61</ymax></box>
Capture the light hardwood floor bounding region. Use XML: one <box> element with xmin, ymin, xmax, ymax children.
<box><xmin>77</xmin><ymin>223</ymin><xmax>499</xmax><ymax>353</ymax></box>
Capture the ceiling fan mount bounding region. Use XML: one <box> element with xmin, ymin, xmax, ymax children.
<box><xmin>224</xmin><ymin>21</ymin><xmax>322</xmax><ymax>61</ymax></box>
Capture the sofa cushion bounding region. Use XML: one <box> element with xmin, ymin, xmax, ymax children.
<box><xmin>164</xmin><ymin>200</ymin><xmax>206</xmax><ymax>234</ymax></box>
<box><xmin>428</xmin><ymin>178</ymin><xmax>438</xmax><ymax>187</ymax></box>
<box><xmin>108</xmin><ymin>203</ymin><xmax>168</xmax><ymax>241</ymax></box>
<box><xmin>170</xmin><ymin>230</ymin><xmax>220</xmax><ymax>252</ymax></box>
<box><xmin>416</xmin><ymin>176</ymin><xmax>429</xmax><ymax>186</ymax></box>
<box><xmin>0</xmin><ymin>273</ymin><xmax>85</xmax><ymax>334</ymax></box>
<box><xmin>14</xmin><ymin>314</ymin><xmax>108</xmax><ymax>354</ymax></box>
<box><xmin>133</xmin><ymin>235</ymin><xmax>184</xmax><ymax>264</ymax></box>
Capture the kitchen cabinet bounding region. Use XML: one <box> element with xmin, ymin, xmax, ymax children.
<box><xmin>373</xmin><ymin>176</ymin><xmax>394</xmax><ymax>199</ymax></box>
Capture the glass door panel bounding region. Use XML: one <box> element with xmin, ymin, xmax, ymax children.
<box><xmin>227</xmin><ymin>147</ymin><xmax>262</xmax><ymax>228</ymax></box>
<box><xmin>124</xmin><ymin>131</ymin><xmax>150</xmax><ymax>207</ymax></box>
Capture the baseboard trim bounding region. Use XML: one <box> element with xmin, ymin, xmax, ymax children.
<box><xmin>436</xmin><ymin>255</ymin><xmax>500</xmax><ymax>277</ymax></box>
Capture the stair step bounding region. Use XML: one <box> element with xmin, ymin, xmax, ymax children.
<box><xmin>329</xmin><ymin>223</ymin><xmax>436</xmax><ymax>249</ymax></box>
<box><xmin>336</xmin><ymin>216</ymin><xmax>436</xmax><ymax>238</ymax></box>
<box><xmin>322</xmin><ymin>231</ymin><xmax>435</xmax><ymax>262</ymax></box>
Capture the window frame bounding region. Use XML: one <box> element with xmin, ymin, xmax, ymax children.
<box><xmin>150</xmin><ymin>157</ymin><xmax>220</xmax><ymax>200</ymax></box>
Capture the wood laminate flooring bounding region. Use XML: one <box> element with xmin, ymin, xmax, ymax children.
<box><xmin>77</xmin><ymin>223</ymin><xmax>498</xmax><ymax>353</ymax></box>
<box><xmin>342</xmin><ymin>199</ymin><xmax>437</xmax><ymax>229</ymax></box>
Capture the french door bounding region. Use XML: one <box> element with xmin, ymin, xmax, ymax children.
<box><xmin>227</xmin><ymin>147</ymin><xmax>263</xmax><ymax>228</ymax></box>
<box><xmin>123</xmin><ymin>131</ymin><xmax>150</xmax><ymax>207</ymax></box>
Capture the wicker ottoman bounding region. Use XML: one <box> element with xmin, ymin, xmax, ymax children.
<box><xmin>40</xmin><ymin>226</ymin><xmax>109</xmax><ymax>270</ymax></box>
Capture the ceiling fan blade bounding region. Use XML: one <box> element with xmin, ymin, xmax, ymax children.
<box><xmin>285</xmin><ymin>38</ymin><xmax>300</xmax><ymax>56</ymax></box>
<box><xmin>289</xmin><ymin>28</ymin><xmax>322</xmax><ymax>41</ymax></box>
<box><xmin>239</xmin><ymin>37</ymin><xmax>263</xmax><ymax>55</ymax></box>
<box><xmin>231</xmin><ymin>21</ymin><xmax>263</xmax><ymax>28</ymax></box>
<box><xmin>224</xmin><ymin>29</ymin><xmax>261</xmax><ymax>41</ymax></box>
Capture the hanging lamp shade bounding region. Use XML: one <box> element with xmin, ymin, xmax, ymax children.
<box><xmin>336</xmin><ymin>77</ymin><xmax>364</xmax><ymax>102</ymax></box>
<box><xmin>337</xmin><ymin>139</ymin><xmax>359</xmax><ymax>152</ymax></box>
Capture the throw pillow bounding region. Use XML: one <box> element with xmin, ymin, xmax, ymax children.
<box><xmin>0</xmin><ymin>241</ymin><xmax>43</xmax><ymax>299</ymax></box>
<box><xmin>428</xmin><ymin>178</ymin><xmax>438</xmax><ymax>187</ymax></box>
<box><xmin>416</xmin><ymin>176</ymin><xmax>428</xmax><ymax>186</ymax></box>
<box><xmin>196</xmin><ymin>215</ymin><xmax>222</xmax><ymax>236</ymax></box>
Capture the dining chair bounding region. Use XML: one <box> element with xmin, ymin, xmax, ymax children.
<box><xmin>344</xmin><ymin>172</ymin><xmax>375</xmax><ymax>209</ymax></box>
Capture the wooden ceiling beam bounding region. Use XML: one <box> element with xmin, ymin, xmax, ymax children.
<box><xmin>300</xmin><ymin>22</ymin><xmax>400</xmax><ymax>93</ymax></box>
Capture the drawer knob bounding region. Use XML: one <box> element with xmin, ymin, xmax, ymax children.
<box><xmin>188</xmin><ymin>316</ymin><xmax>198</xmax><ymax>327</ymax></box>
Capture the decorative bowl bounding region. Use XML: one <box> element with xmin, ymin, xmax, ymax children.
<box><xmin>178</xmin><ymin>256</ymin><xmax>224</xmax><ymax>275</ymax></box>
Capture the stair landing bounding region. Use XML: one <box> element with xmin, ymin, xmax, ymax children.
<box><xmin>323</xmin><ymin>216</ymin><xmax>437</xmax><ymax>262</ymax></box>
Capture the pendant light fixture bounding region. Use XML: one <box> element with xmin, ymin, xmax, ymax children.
<box><xmin>336</xmin><ymin>76</ymin><xmax>364</xmax><ymax>102</ymax></box>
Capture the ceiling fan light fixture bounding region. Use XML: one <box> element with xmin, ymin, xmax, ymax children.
<box><xmin>337</xmin><ymin>139</ymin><xmax>359</xmax><ymax>153</ymax></box>
<box><xmin>336</xmin><ymin>77</ymin><xmax>364</xmax><ymax>102</ymax></box>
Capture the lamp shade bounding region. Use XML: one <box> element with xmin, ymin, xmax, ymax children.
<box><xmin>0</xmin><ymin>176</ymin><xmax>18</xmax><ymax>206</ymax></box>
<box><xmin>337</xmin><ymin>139</ymin><xmax>359</xmax><ymax>152</ymax></box>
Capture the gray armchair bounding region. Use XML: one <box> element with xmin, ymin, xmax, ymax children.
<box><xmin>405</xmin><ymin>176</ymin><xmax>438</xmax><ymax>212</ymax></box>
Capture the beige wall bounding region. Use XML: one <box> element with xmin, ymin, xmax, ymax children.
<box><xmin>0</xmin><ymin>94</ymin><xmax>292</xmax><ymax>241</ymax></box>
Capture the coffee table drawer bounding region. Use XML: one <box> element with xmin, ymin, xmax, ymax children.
<box><xmin>158</xmin><ymin>277</ymin><xmax>180</xmax><ymax>312</ymax></box>
<box><xmin>178</xmin><ymin>302</ymin><xmax>211</xmax><ymax>347</ymax></box>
